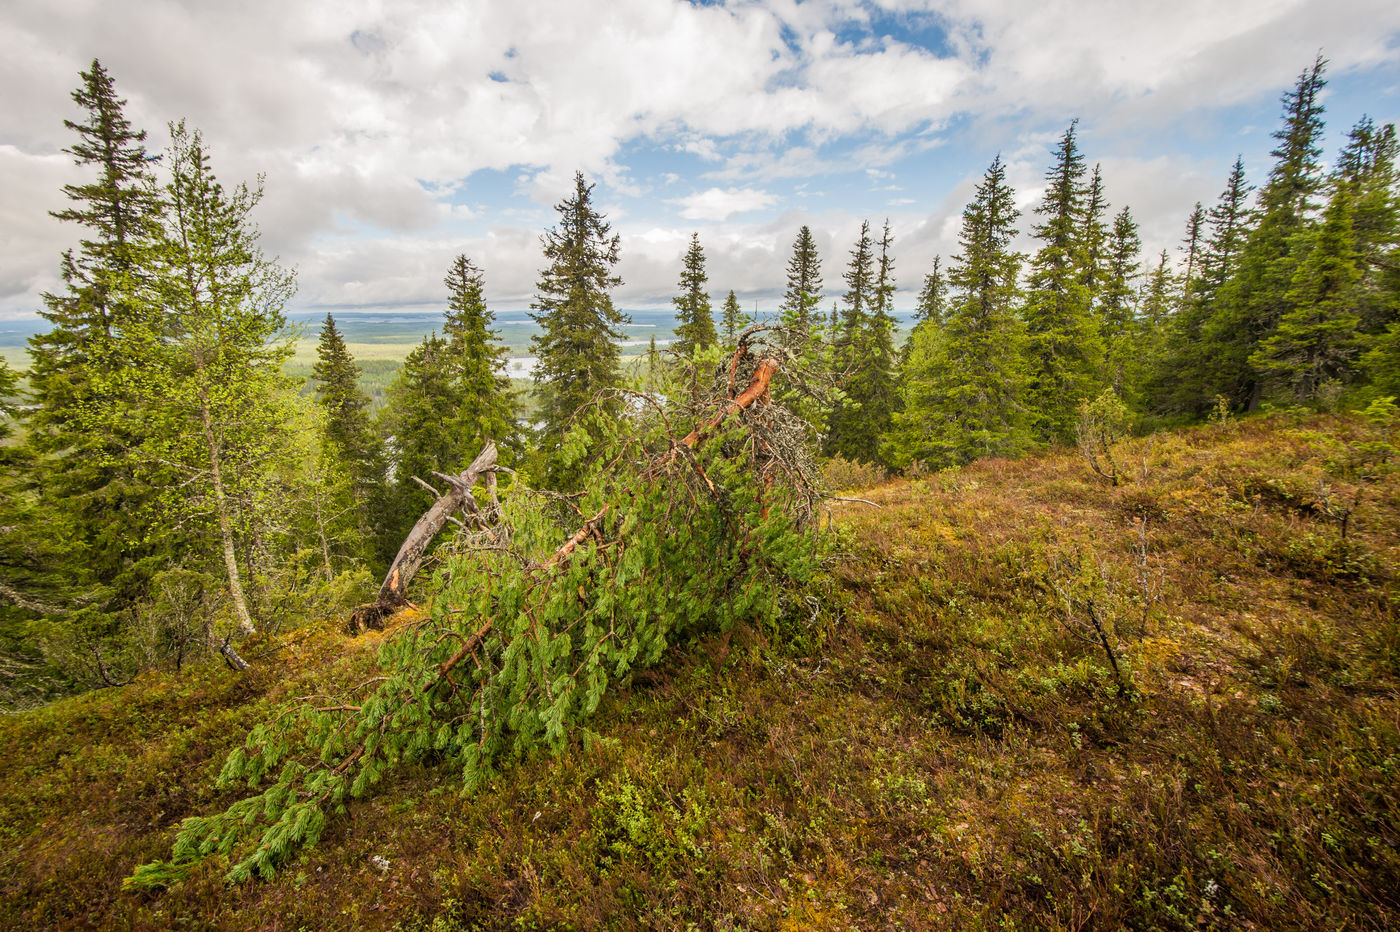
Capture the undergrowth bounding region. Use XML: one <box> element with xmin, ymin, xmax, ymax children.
<box><xmin>0</xmin><ymin>411</ymin><xmax>1397</xmax><ymax>929</ymax></box>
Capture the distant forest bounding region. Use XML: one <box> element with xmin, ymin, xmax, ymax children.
<box><xmin>1</xmin><ymin>53</ymin><xmax>1397</xmax><ymax>707</ymax></box>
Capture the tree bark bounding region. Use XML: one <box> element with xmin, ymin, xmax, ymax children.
<box><xmin>198</xmin><ymin>388</ymin><xmax>256</xmax><ymax>637</ymax></box>
<box><xmin>352</xmin><ymin>441</ymin><xmax>497</xmax><ymax>629</ymax></box>
<box><xmin>355</xmin><ymin>352</ymin><xmax>780</xmax><ymax>634</ymax></box>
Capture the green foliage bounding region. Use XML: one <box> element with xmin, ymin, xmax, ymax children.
<box><xmin>122</xmin><ymin>121</ymin><xmax>299</xmax><ymax>636</ymax></box>
<box><xmin>442</xmin><ymin>255</ymin><xmax>520</xmax><ymax>458</ymax></box>
<box><xmin>1203</xmin><ymin>57</ymin><xmax>1329</xmax><ymax>409</ymax></box>
<box><xmin>1024</xmin><ymin>122</ymin><xmax>1105</xmax><ymax>442</ymax></box>
<box><xmin>1336</xmin><ymin>117</ymin><xmax>1400</xmax><ymax>335</ymax></box>
<box><xmin>24</xmin><ymin>59</ymin><xmax>168</xmax><ymax>617</ymax></box>
<box><xmin>1153</xmin><ymin>158</ymin><xmax>1253</xmax><ymax>415</ymax></box>
<box><xmin>1181</xmin><ymin>200</ymin><xmax>1206</xmax><ymax>286</ymax></box>
<box><xmin>136</xmin><ymin>365</ymin><xmax>822</xmax><ymax>883</ymax></box>
<box><xmin>0</xmin><ymin>357</ymin><xmax>16</xmax><ymax>440</ymax></box>
<box><xmin>820</xmin><ymin>455</ymin><xmax>889</xmax><ymax>491</ymax></box>
<box><xmin>913</xmin><ymin>255</ymin><xmax>946</xmax><ymax>329</ymax></box>
<box><xmin>1364</xmin><ymin>321</ymin><xmax>1400</xmax><ymax>395</ymax></box>
<box><xmin>885</xmin><ymin>156</ymin><xmax>1030</xmax><ymax>469</ymax></box>
<box><xmin>774</xmin><ymin>226</ymin><xmax>832</xmax><ymax>437</ymax></box>
<box><xmin>1250</xmin><ymin>182</ymin><xmax>1363</xmax><ymax>400</ymax></box>
<box><xmin>1075</xmin><ymin>388</ymin><xmax>1132</xmax><ymax>486</ymax></box>
<box><xmin>312</xmin><ymin>314</ymin><xmax>385</xmax><ymax>559</ymax></box>
<box><xmin>377</xmin><ymin>334</ymin><xmax>458</xmax><ymax>544</ymax></box>
<box><xmin>779</xmin><ymin>225</ymin><xmax>823</xmax><ymax>339</ymax></box>
<box><xmin>6</xmin><ymin>413</ymin><xmax>1400</xmax><ymax>928</ymax></box>
<box><xmin>826</xmin><ymin>220</ymin><xmax>900</xmax><ymax>466</ymax></box>
<box><xmin>376</xmin><ymin>254</ymin><xmax>520</xmax><ymax>553</ymax></box>
<box><xmin>719</xmin><ymin>289</ymin><xmax>750</xmax><ymax>349</ymax></box>
<box><xmin>1079</xmin><ymin>162</ymin><xmax>1110</xmax><ymax>300</ymax></box>
<box><xmin>670</xmin><ymin>233</ymin><xmax>716</xmax><ymax>358</ymax></box>
<box><xmin>529</xmin><ymin>172</ymin><xmax>627</xmax><ymax>487</ymax></box>
<box><xmin>1100</xmin><ymin>207</ymin><xmax>1141</xmax><ymax>396</ymax></box>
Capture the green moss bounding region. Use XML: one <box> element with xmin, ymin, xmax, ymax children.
<box><xmin>3</xmin><ymin>413</ymin><xmax>1400</xmax><ymax>928</ymax></box>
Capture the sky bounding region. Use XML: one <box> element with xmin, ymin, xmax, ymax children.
<box><xmin>2</xmin><ymin>0</ymin><xmax>1400</xmax><ymax>325</ymax></box>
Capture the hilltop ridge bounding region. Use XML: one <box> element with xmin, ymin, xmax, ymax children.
<box><xmin>1</xmin><ymin>411</ymin><xmax>1397</xmax><ymax>930</ymax></box>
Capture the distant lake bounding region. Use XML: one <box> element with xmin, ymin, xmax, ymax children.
<box><xmin>287</xmin><ymin>308</ymin><xmax>685</xmax><ymax>356</ymax></box>
<box><xmin>3</xmin><ymin>306</ymin><xmax>922</xmax><ymax>371</ymax></box>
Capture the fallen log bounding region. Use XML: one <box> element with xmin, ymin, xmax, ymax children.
<box><xmin>352</xmin><ymin>350</ymin><xmax>780</xmax><ymax>634</ymax></box>
<box><xmin>351</xmin><ymin>441</ymin><xmax>498</xmax><ymax>631</ymax></box>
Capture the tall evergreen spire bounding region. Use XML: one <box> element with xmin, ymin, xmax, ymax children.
<box><xmin>828</xmin><ymin>220</ymin><xmax>899</xmax><ymax>465</ymax></box>
<box><xmin>312</xmin><ymin>314</ymin><xmax>385</xmax><ymax>560</ymax></box>
<box><xmin>1250</xmin><ymin>183</ymin><xmax>1362</xmax><ymax>399</ymax></box>
<box><xmin>1181</xmin><ymin>202</ymin><xmax>1206</xmax><ymax>289</ymax></box>
<box><xmin>671</xmin><ymin>233</ymin><xmax>716</xmax><ymax>357</ymax></box>
<box><xmin>780</xmin><ymin>225</ymin><xmax>823</xmax><ymax>352</ymax></box>
<box><xmin>529</xmin><ymin>171</ymin><xmax>626</xmax><ymax>485</ymax></box>
<box><xmin>442</xmin><ymin>254</ymin><xmax>517</xmax><ymax>458</ymax></box>
<box><xmin>886</xmin><ymin>155</ymin><xmax>1029</xmax><ymax>467</ymax></box>
<box><xmin>24</xmin><ymin>60</ymin><xmax>165</xmax><ymax>613</ymax></box>
<box><xmin>1024</xmin><ymin>121</ymin><xmax>1103</xmax><ymax>441</ymax></box>
<box><xmin>720</xmin><ymin>289</ymin><xmax>749</xmax><ymax>348</ymax></box>
<box><xmin>1204</xmin><ymin>56</ymin><xmax>1329</xmax><ymax>408</ymax></box>
<box><xmin>825</xmin><ymin>220</ymin><xmax>879</xmax><ymax>460</ymax></box>
<box><xmin>914</xmin><ymin>256</ymin><xmax>946</xmax><ymax>328</ymax></box>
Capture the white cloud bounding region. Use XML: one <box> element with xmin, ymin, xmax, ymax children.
<box><xmin>672</xmin><ymin>187</ymin><xmax>780</xmax><ymax>222</ymax></box>
<box><xmin>2</xmin><ymin>0</ymin><xmax>1398</xmax><ymax>320</ymax></box>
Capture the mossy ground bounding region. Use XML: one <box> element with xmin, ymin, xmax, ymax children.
<box><xmin>1</xmin><ymin>412</ymin><xmax>1396</xmax><ymax>930</ymax></box>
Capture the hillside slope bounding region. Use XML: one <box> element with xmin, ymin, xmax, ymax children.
<box><xmin>1</xmin><ymin>413</ymin><xmax>1397</xmax><ymax>930</ymax></box>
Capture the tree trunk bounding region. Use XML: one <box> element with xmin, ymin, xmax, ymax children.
<box><xmin>351</xmin><ymin>441</ymin><xmax>497</xmax><ymax>630</ymax></box>
<box><xmin>353</xmin><ymin>348</ymin><xmax>781</xmax><ymax>634</ymax></box>
<box><xmin>198</xmin><ymin>389</ymin><xmax>256</xmax><ymax>636</ymax></box>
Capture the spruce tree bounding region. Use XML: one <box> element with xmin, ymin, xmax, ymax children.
<box><xmin>1101</xmin><ymin>207</ymin><xmax>1142</xmax><ymax>395</ymax></box>
<box><xmin>313</xmin><ymin>316</ymin><xmax>383</xmax><ymax>492</ymax></box>
<box><xmin>1182</xmin><ymin>201</ymin><xmax>1206</xmax><ymax>291</ymax></box>
<box><xmin>776</xmin><ymin>227</ymin><xmax>830</xmax><ymax>433</ymax></box>
<box><xmin>825</xmin><ymin>221</ymin><xmax>878</xmax><ymax>460</ymax></box>
<box><xmin>0</xmin><ymin>358</ymin><xmax>16</xmax><ymax>438</ymax></box>
<box><xmin>914</xmin><ymin>255</ymin><xmax>946</xmax><ymax>327</ymax></box>
<box><xmin>25</xmin><ymin>60</ymin><xmax>165</xmax><ymax>612</ymax></box>
<box><xmin>442</xmin><ymin>255</ymin><xmax>518</xmax><ymax>458</ymax></box>
<box><xmin>378</xmin><ymin>334</ymin><xmax>458</xmax><ymax>541</ymax></box>
<box><xmin>829</xmin><ymin>221</ymin><xmax>899</xmax><ymax>465</ymax></box>
<box><xmin>1152</xmin><ymin>159</ymin><xmax>1253</xmax><ymax>414</ymax></box>
<box><xmin>1135</xmin><ymin>250</ymin><xmax>1178</xmax><ymax>399</ymax></box>
<box><xmin>529</xmin><ymin>171</ymin><xmax>626</xmax><ymax>484</ymax></box>
<box><xmin>885</xmin><ymin>156</ymin><xmax>1029</xmax><ymax>468</ymax></box>
<box><xmin>1251</xmin><ymin>183</ymin><xmax>1362</xmax><ymax>399</ymax></box>
<box><xmin>1205</xmin><ymin>55</ymin><xmax>1328</xmax><ymax>408</ymax></box>
<box><xmin>1080</xmin><ymin>163</ymin><xmax>1110</xmax><ymax>303</ymax></box>
<box><xmin>779</xmin><ymin>225</ymin><xmax>823</xmax><ymax>342</ymax></box>
<box><xmin>1200</xmin><ymin>158</ymin><xmax>1254</xmax><ymax>301</ymax></box>
<box><xmin>720</xmin><ymin>289</ymin><xmax>750</xmax><ymax>348</ymax></box>
<box><xmin>1363</xmin><ymin>322</ymin><xmax>1400</xmax><ymax>395</ymax></box>
<box><xmin>904</xmin><ymin>255</ymin><xmax>946</xmax><ymax>365</ymax></box>
<box><xmin>312</xmin><ymin>315</ymin><xmax>385</xmax><ymax>560</ymax></box>
<box><xmin>1024</xmin><ymin>122</ymin><xmax>1103</xmax><ymax>441</ymax></box>
<box><xmin>1</xmin><ymin>356</ymin><xmax>95</xmax><ymax>691</ymax></box>
<box><xmin>1335</xmin><ymin>117</ymin><xmax>1400</xmax><ymax>335</ymax></box>
<box><xmin>837</xmin><ymin>221</ymin><xmax>875</xmax><ymax>349</ymax></box>
<box><xmin>33</xmin><ymin>59</ymin><xmax>162</xmax><ymax>356</ymax></box>
<box><xmin>671</xmin><ymin>233</ymin><xmax>716</xmax><ymax>358</ymax></box>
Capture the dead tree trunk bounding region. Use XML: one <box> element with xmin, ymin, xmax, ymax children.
<box><xmin>353</xmin><ymin>341</ymin><xmax>782</xmax><ymax>635</ymax></box>
<box><xmin>352</xmin><ymin>441</ymin><xmax>498</xmax><ymax>630</ymax></box>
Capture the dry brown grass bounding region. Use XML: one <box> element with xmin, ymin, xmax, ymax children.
<box><xmin>1</xmin><ymin>413</ymin><xmax>1397</xmax><ymax>930</ymax></box>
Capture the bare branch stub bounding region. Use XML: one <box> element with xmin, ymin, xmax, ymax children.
<box><xmin>351</xmin><ymin>441</ymin><xmax>499</xmax><ymax>630</ymax></box>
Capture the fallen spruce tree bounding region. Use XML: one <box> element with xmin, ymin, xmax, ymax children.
<box><xmin>129</xmin><ymin>329</ymin><xmax>825</xmax><ymax>886</ymax></box>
